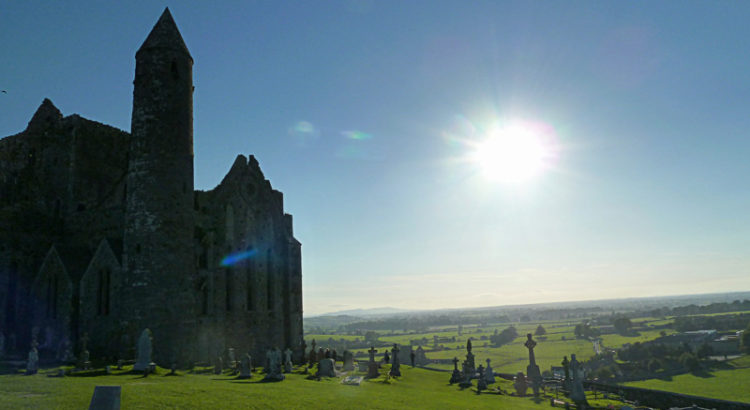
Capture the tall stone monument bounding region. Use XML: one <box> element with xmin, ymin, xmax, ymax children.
<box><xmin>569</xmin><ymin>354</ymin><xmax>588</xmax><ymax>408</ymax></box>
<box><xmin>524</xmin><ymin>333</ymin><xmax>543</xmax><ymax>396</ymax></box>
<box><xmin>464</xmin><ymin>338</ymin><xmax>475</xmax><ymax>377</ymax></box>
<box><xmin>389</xmin><ymin>344</ymin><xmax>401</xmax><ymax>377</ymax></box>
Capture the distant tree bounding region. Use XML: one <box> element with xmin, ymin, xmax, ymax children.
<box><xmin>679</xmin><ymin>352</ymin><xmax>701</xmax><ymax>373</ymax></box>
<box><xmin>659</xmin><ymin>330</ymin><xmax>667</xmax><ymax>338</ymax></box>
<box><xmin>696</xmin><ymin>343</ymin><xmax>713</xmax><ymax>359</ymax></box>
<box><xmin>647</xmin><ymin>359</ymin><xmax>661</xmax><ymax>373</ymax></box>
<box><xmin>364</xmin><ymin>331</ymin><xmax>379</xmax><ymax>344</ymax></box>
<box><xmin>534</xmin><ymin>324</ymin><xmax>547</xmax><ymax>336</ymax></box>
<box><xmin>613</xmin><ymin>317</ymin><xmax>633</xmax><ymax>335</ymax></box>
<box><xmin>520</xmin><ymin>315</ymin><xmax>531</xmax><ymax>323</ymax></box>
<box><xmin>741</xmin><ymin>322</ymin><xmax>750</xmax><ymax>353</ymax></box>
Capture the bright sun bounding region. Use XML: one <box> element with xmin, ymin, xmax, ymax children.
<box><xmin>471</xmin><ymin>123</ymin><xmax>554</xmax><ymax>185</ymax></box>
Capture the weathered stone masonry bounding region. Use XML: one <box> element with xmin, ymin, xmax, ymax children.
<box><xmin>0</xmin><ymin>8</ymin><xmax>303</xmax><ymax>364</ymax></box>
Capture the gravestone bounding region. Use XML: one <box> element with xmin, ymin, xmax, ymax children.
<box><xmin>476</xmin><ymin>365</ymin><xmax>487</xmax><ymax>394</ymax></box>
<box><xmin>342</xmin><ymin>375</ymin><xmax>363</xmax><ymax>386</ymax></box>
<box><xmin>80</xmin><ymin>349</ymin><xmax>91</xmax><ymax>370</ymax></box>
<box><xmin>524</xmin><ymin>333</ymin><xmax>543</xmax><ymax>396</ymax></box>
<box><xmin>88</xmin><ymin>386</ymin><xmax>121</xmax><ymax>410</ymax></box>
<box><xmin>449</xmin><ymin>357</ymin><xmax>462</xmax><ymax>384</ymax></box>
<box><xmin>383</xmin><ymin>351</ymin><xmax>390</xmax><ymax>364</ymax></box>
<box><xmin>214</xmin><ymin>356</ymin><xmax>223</xmax><ymax>375</ymax></box>
<box><xmin>263</xmin><ymin>348</ymin><xmax>284</xmax><ymax>381</ymax></box>
<box><xmin>309</xmin><ymin>339</ymin><xmax>317</xmax><ymax>367</ymax></box>
<box><xmin>317</xmin><ymin>358</ymin><xmax>336</xmax><ymax>377</ymax></box>
<box><xmin>513</xmin><ymin>372</ymin><xmax>528</xmax><ymax>396</ymax></box>
<box><xmin>464</xmin><ymin>338</ymin><xmax>475</xmax><ymax>377</ymax></box>
<box><xmin>366</xmin><ymin>346</ymin><xmax>379</xmax><ymax>378</ymax></box>
<box><xmin>284</xmin><ymin>348</ymin><xmax>293</xmax><ymax>373</ymax></box>
<box><xmin>342</xmin><ymin>350</ymin><xmax>354</xmax><ymax>371</ymax></box>
<box><xmin>568</xmin><ymin>354</ymin><xmax>588</xmax><ymax>408</ymax></box>
<box><xmin>410</xmin><ymin>349</ymin><xmax>416</xmax><ymax>367</ymax></box>
<box><xmin>227</xmin><ymin>348</ymin><xmax>236</xmax><ymax>368</ymax></box>
<box><xmin>26</xmin><ymin>346</ymin><xmax>39</xmax><ymax>375</ymax></box>
<box><xmin>415</xmin><ymin>346</ymin><xmax>428</xmax><ymax>366</ymax></box>
<box><xmin>239</xmin><ymin>354</ymin><xmax>252</xmax><ymax>379</ymax></box>
<box><xmin>133</xmin><ymin>329</ymin><xmax>153</xmax><ymax>372</ymax></box>
<box><xmin>389</xmin><ymin>344</ymin><xmax>401</xmax><ymax>377</ymax></box>
<box><xmin>484</xmin><ymin>358</ymin><xmax>495</xmax><ymax>384</ymax></box>
<box><xmin>561</xmin><ymin>355</ymin><xmax>570</xmax><ymax>392</ymax></box>
<box><xmin>458</xmin><ymin>360</ymin><xmax>473</xmax><ymax>388</ymax></box>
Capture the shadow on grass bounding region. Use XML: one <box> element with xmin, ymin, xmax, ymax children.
<box><xmin>689</xmin><ymin>369</ymin><xmax>715</xmax><ymax>378</ymax></box>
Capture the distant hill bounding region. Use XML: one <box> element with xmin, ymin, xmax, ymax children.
<box><xmin>316</xmin><ymin>307</ymin><xmax>418</xmax><ymax>317</ymax></box>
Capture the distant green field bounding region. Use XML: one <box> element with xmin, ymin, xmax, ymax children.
<box><xmin>0</xmin><ymin>364</ymin><xmax>619</xmax><ymax>409</ymax></box>
<box><xmin>625</xmin><ymin>356</ymin><xmax>750</xmax><ymax>403</ymax></box>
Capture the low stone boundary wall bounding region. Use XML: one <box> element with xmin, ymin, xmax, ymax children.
<box><xmin>586</xmin><ymin>381</ymin><xmax>750</xmax><ymax>410</ymax></box>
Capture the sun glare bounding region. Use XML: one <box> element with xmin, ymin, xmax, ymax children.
<box><xmin>471</xmin><ymin>123</ymin><xmax>555</xmax><ymax>185</ymax></box>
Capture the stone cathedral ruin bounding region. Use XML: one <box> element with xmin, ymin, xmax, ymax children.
<box><xmin>0</xmin><ymin>9</ymin><xmax>303</xmax><ymax>365</ymax></box>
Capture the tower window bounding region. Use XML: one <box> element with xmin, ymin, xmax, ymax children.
<box><xmin>225</xmin><ymin>269</ymin><xmax>232</xmax><ymax>312</ymax></box>
<box><xmin>171</xmin><ymin>60</ymin><xmax>179</xmax><ymax>80</ymax></box>
<box><xmin>97</xmin><ymin>269</ymin><xmax>110</xmax><ymax>316</ymax></box>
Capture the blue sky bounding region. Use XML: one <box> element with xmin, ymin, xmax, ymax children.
<box><xmin>2</xmin><ymin>1</ymin><xmax>750</xmax><ymax>315</ymax></box>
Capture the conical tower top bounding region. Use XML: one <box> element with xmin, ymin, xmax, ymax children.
<box><xmin>137</xmin><ymin>8</ymin><xmax>192</xmax><ymax>60</ymax></box>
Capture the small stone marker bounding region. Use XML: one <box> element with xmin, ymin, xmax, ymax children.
<box><xmin>239</xmin><ymin>353</ymin><xmax>252</xmax><ymax>379</ymax></box>
<box><xmin>449</xmin><ymin>357</ymin><xmax>462</xmax><ymax>384</ymax></box>
<box><xmin>88</xmin><ymin>385</ymin><xmax>121</xmax><ymax>410</ymax></box>
<box><xmin>317</xmin><ymin>358</ymin><xmax>336</xmax><ymax>378</ymax></box>
<box><xmin>513</xmin><ymin>372</ymin><xmax>527</xmax><ymax>396</ymax></box>
<box><xmin>341</xmin><ymin>375</ymin><xmax>363</xmax><ymax>386</ymax></box>
<box><xmin>26</xmin><ymin>346</ymin><xmax>39</xmax><ymax>375</ymax></box>
<box><xmin>133</xmin><ymin>329</ymin><xmax>152</xmax><ymax>372</ymax></box>
<box><xmin>263</xmin><ymin>347</ymin><xmax>285</xmax><ymax>381</ymax></box>
<box><xmin>342</xmin><ymin>350</ymin><xmax>354</xmax><ymax>371</ymax></box>
<box><xmin>366</xmin><ymin>346</ymin><xmax>379</xmax><ymax>378</ymax></box>
<box><xmin>283</xmin><ymin>348</ymin><xmax>293</xmax><ymax>373</ymax></box>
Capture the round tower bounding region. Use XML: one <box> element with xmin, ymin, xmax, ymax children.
<box><xmin>122</xmin><ymin>8</ymin><xmax>196</xmax><ymax>364</ymax></box>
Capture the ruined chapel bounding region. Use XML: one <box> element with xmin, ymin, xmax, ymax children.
<box><xmin>0</xmin><ymin>9</ymin><xmax>303</xmax><ymax>364</ymax></box>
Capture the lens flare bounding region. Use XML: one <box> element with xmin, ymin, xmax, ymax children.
<box><xmin>341</xmin><ymin>130</ymin><xmax>372</xmax><ymax>140</ymax></box>
<box><xmin>220</xmin><ymin>249</ymin><xmax>257</xmax><ymax>267</ymax></box>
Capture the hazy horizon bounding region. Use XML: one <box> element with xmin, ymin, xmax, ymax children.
<box><xmin>3</xmin><ymin>2</ymin><xmax>750</xmax><ymax>316</ymax></box>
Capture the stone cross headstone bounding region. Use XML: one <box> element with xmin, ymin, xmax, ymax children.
<box><xmin>263</xmin><ymin>348</ymin><xmax>285</xmax><ymax>381</ymax></box>
<box><xmin>133</xmin><ymin>329</ymin><xmax>152</xmax><ymax>372</ymax></box>
<box><xmin>26</xmin><ymin>347</ymin><xmax>39</xmax><ymax>375</ymax></box>
<box><xmin>513</xmin><ymin>372</ymin><xmax>528</xmax><ymax>396</ymax></box>
<box><xmin>283</xmin><ymin>348</ymin><xmax>293</xmax><ymax>373</ymax></box>
<box><xmin>239</xmin><ymin>353</ymin><xmax>252</xmax><ymax>379</ymax></box>
<box><xmin>464</xmin><ymin>338</ymin><xmax>475</xmax><ymax>376</ymax></box>
<box><xmin>449</xmin><ymin>356</ymin><xmax>462</xmax><ymax>384</ymax></box>
<box><xmin>569</xmin><ymin>354</ymin><xmax>588</xmax><ymax>407</ymax></box>
<box><xmin>476</xmin><ymin>365</ymin><xmax>487</xmax><ymax>394</ymax></box>
<box><xmin>484</xmin><ymin>358</ymin><xmax>495</xmax><ymax>384</ymax></box>
<box><xmin>561</xmin><ymin>355</ymin><xmax>570</xmax><ymax>391</ymax></box>
<box><xmin>88</xmin><ymin>385</ymin><xmax>121</xmax><ymax>410</ymax></box>
<box><xmin>389</xmin><ymin>344</ymin><xmax>401</xmax><ymax>377</ymax></box>
<box><xmin>524</xmin><ymin>333</ymin><xmax>542</xmax><ymax>396</ymax></box>
<box><xmin>342</xmin><ymin>350</ymin><xmax>354</xmax><ymax>371</ymax></box>
<box><xmin>316</xmin><ymin>358</ymin><xmax>336</xmax><ymax>377</ymax></box>
<box><xmin>366</xmin><ymin>346</ymin><xmax>379</xmax><ymax>378</ymax></box>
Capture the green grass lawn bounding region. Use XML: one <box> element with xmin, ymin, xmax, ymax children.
<box><xmin>0</xmin><ymin>365</ymin><xmax>584</xmax><ymax>409</ymax></box>
<box><xmin>625</xmin><ymin>356</ymin><xmax>750</xmax><ymax>403</ymax></box>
